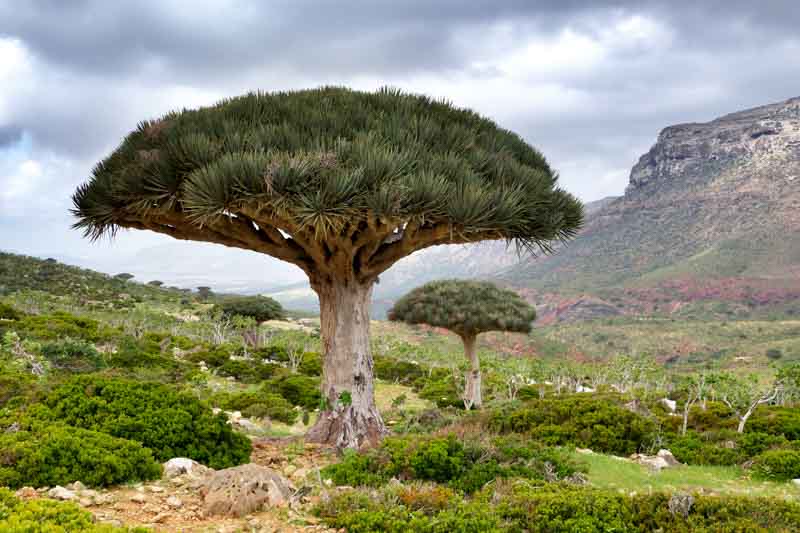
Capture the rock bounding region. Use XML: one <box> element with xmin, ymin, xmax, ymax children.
<box><xmin>66</xmin><ymin>481</ymin><xmax>86</xmax><ymax>492</ymax></box>
<box><xmin>148</xmin><ymin>485</ymin><xmax>165</xmax><ymax>493</ymax></box>
<box><xmin>630</xmin><ymin>449</ymin><xmax>681</xmax><ymax>471</ymax></box>
<box><xmin>792</xmin><ymin>479</ymin><xmax>800</xmax><ymax>487</ymax></box>
<box><xmin>130</xmin><ymin>493</ymin><xmax>148</xmax><ymax>503</ymax></box>
<box><xmin>200</xmin><ymin>463</ymin><xmax>294</xmax><ymax>517</ymax></box>
<box><xmin>166</xmin><ymin>495</ymin><xmax>183</xmax><ymax>508</ymax></box>
<box><xmin>47</xmin><ymin>486</ymin><xmax>77</xmax><ymax>501</ymax></box>
<box><xmin>576</xmin><ymin>448</ymin><xmax>594</xmax><ymax>455</ymax></box>
<box><xmin>15</xmin><ymin>487</ymin><xmax>37</xmax><ymax>499</ymax></box>
<box><xmin>163</xmin><ymin>457</ymin><xmax>213</xmax><ymax>480</ymax></box>
<box><xmin>660</xmin><ymin>398</ymin><xmax>677</xmax><ymax>413</ymax></box>
<box><xmin>575</xmin><ymin>384</ymin><xmax>595</xmax><ymax>393</ymax></box>
<box><xmin>153</xmin><ymin>512</ymin><xmax>170</xmax><ymax>523</ymax></box>
<box><xmin>79</xmin><ymin>498</ymin><xmax>93</xmax><ymax>507</ymax></box>
<box><xmin>656</xmin><ymin>449</ymin><xmax>681</xmax><ymax>466</ymax></box>
<box><xmin>668</xmin><ymin>493</ymin><xmax>695</xmax><ymax>518</ymax></box>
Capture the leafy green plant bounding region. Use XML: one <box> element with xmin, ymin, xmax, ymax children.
<box><xmin>31</xmin><ymin>376</ymin><xmax>251</xmax><ymax>468</ymax></box>
<box><xmin>489</xmin><ymin>395</ymin><xmax>655</xmax><ymax>455</ymax></box>
<box><xmin>214</xmin><ymin>295</ymin><xmax>285</xmax><ymax>322</ymax></box>
<box><xmin>0</xmin><ymin>425</ymin><xmax>161</xmax><ymax>489</ymax></box>
<box><xmin>752</xmin><ymin>449</ymin><xmax>800</xmax><ymax>481</ymax></box>
<box><xmin>40</xmin><ymin>337</ymin><xmax>104</xmax><ymax>373</ymax></box>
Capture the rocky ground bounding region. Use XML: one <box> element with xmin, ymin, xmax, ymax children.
<box><xmin>14</xmin><ymin>438</ymin><xmax>342</xmax><ymax>532</ymax></box>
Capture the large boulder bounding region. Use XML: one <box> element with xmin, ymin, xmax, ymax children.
<box><xmin>630</xmin><ymin>449</ymin><xmax>681</xmax><ymax>471</ymax></box>
<box><xmin>200</xmin><ymin>463</ymin><xmax>294</xmax><ymax>517</ymax></box>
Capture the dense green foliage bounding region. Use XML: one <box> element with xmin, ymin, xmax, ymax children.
<box><xmin>389</xmin><ymin>280</ymin><xmax>536</xmax><ymax>335</ymax></box>
<box><xmin>210</xmin><ymin>388</ymin><xmax>298</xmax><ymax>424</ymax></box>
<box><xmin>0</xmin><ymin>488</ymin><xmax>147</xmax><ymax>532</ymax></box>
<box><xmin>40</xmin><ymin>337</ymin><xmax>105</xmax><ymax>373</ymax></box>
<box><xmin>214</xmin><ymin>295</ymin><xmax>284</xmax><ymax>322</ymax></box>
<box><xmin>752</xmin><ymin>449</ymin><xmax>800</xmax><ymax>481</ymax></box>
<box><xmin>30</xmin><ymin>376</ymin><xmax>251</xmax><ymax>468</ymax></box>
<box><xmin>490</xmin><ymin>395</ymin><xmax>655</xmax><ymax>455</ymax></box>
<box><xmin>316</xmin><ymin>483</ymin><xmax>800</xmax><ymax>532</ymax></box>
<box><xmin>72</xmin><ymin>88</ymin><xmax>582</xmax><ymax>259</ymax></box>
<box><xmin>322</xmin><ymin>434</ymin><xmax>584</xmax><ymax>494</ymax></box>
<box><xmin>0</xmin><ymin>425</ymin><xmax>161</xmax><ymax>489</ymax></box>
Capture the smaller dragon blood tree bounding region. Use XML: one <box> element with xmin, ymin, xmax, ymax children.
<box><xmin>389</xmin><ymin>279</ymin><xmax>536</xmax><ymax>408</ymax></box>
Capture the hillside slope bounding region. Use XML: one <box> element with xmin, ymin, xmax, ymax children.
<box><xmin>502</xmin><ymin>96</ymin><xmax>800</xmax><ymax>320</ymax></box>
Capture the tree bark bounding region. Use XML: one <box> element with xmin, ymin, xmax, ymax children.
<box><xmin>461</xmin><ymin>333</ymin><xmax>482</xmax><ymax>409</ymax></box>
<box><xmin>306</xmin><ymin>280</ymin><xmax>387</xmax><ymax>449</ymax></box>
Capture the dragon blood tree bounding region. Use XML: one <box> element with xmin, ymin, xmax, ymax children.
<box><xmin>72</xmin><ymin>87</ymin><xmax>583</xmax><ymax>447</ymax></box>
<box><xmin>389</xmin><ymin>280</ymin><xmax>536</xmax><ymax>408</ymax></box>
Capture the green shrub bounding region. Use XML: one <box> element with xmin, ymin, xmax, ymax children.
<box><xmin>103</xmin><ymin>337</ymin><xmax>183</xmax><ymax>371</ymax></box>
<box><xmin>265</xmin><ymin>374</ymin><xmax>321</xmax><ymax>409</ymax></box>
<box><xmin>0</xmin><ymin>303</ymin><xmax>21</xmax><ymax>321</ymax></box>
<box><xmin>211</xmin><ymin>389</ymin><xmax>298</xmax><ymax>424</ymax></box>
<box><xmin>489</xmin><ymin>396</ymin><xmax>655</xmax><ymax>455</ymax></box>
<box><xmin>214</xmin><ymin>295</ymin><xmax>284</xmax><ymax>322</ymax></box>
<box><xmin>0</xmin><ymin>425</ymin><xmax>161</xmax><ymax>489</ymax></box>
<box><xmin>217</xmin><ymin>358</ymin><xmax>282</xmax><ymax>383</ymax></box>
<box><xmin>374</xmin><ymin>355</ymin><xmax>427</xmax><ymax>384</ymax></box>
<box><xmin>738</xmin><ymin>431</ymin><xmax>789</xmax><ymax>457</ymax></box>
<box><xmin>14</xmin><ymin>312</ymin><xmax>105</xmax><ymax>341</ymax></box>
<box><xmin>315</xmin><ymin>483</ymin><xmax>800</xmax><ymax>533</ymax></box>
<box><xmin>752</xmin><ymin>449</ymin><xmax>800</xmax><ymax>481</ymax></box>
<box><xmin>749</xmin><ymin>406</ymin><xmax>800</xmax><ymax>440</ymax></box>
<box><xmin>0</xmin><ymin>488</ymin><xmax>147</xmax><ymax>532</ymax></box>
<box><xmin>298</xmin><ymin>351</ymin><xmax>322</xmax><ymax>376</ymax></box>
<box><xmin>667</xmin><ymin>432</ymin><xmax>742</xmax><ymax>466</ymax></box>
<box><xmin>31</xmin><ymin>376</ymin><xmax>251</xmax><ymax>469</ymax></box>
<box><xmin>322</xmin><ymin>434</ymin><xmax>584</xmax><ymax>494</ymax></box>
<box><xmin>40</xmin><ymin>337</ymin><xmax>104</xmax><ymax>373</ymax></box>
<box><xmin>0</xmin><ymin>367</ymin><xmax>35</xmax><ymax>408</ymax></box>
<box><xmin>417</xmin><ymin>378</ymin><xmax>463</xmax><ymax>409</ymax></box>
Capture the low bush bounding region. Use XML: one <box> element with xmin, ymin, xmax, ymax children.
<box><xmin>40</xmin><ymin>337</ymin><xmax>105</xmax><ymax>373</ymax></box>
<box><xmin>217</xmin><ymin>358</ymin><xmax>283</xmax><ymax>383</ymax></box>
<box><xmin>489</xmin><ymin>395</ymin><xmax>655</xmax><ymax>455</ymax></box>
<box><xmin>752</xmin><ymin>449</ymin><xmax>800</xmax><ymax>481</ymax></box>
<box><xmin>211</xmin><ymin>389</ymin><xmax>298</xmax><ymax>424</ymax></box>
<box><xmin>0</xmin><ymin>488</ymin><xmax>148</xmax><ymax>532</ymax></box>
<box><xmin>0</xmin><ymin>425</ymin><xmax>161</xmax><ymax>489</ymax></box>
<box><xmin>30</xmin><ymin>375</ymin><xmax>251</xmax><ymax>469</ymax></box>
<box><xmin>0</xmin><ymin>303</ymin><xmax>21</xmax><ymax>321</ymax></box>
<box><xmin>265</xmin><ymin>374</ymin><xmax>321</xmax><ymax>409</ymax></box>
<box><xmin>315</xmin><ymin>483</ymin><xmax>800</xmax><ymax>532</ymax></box>
<box><xmin>214</xmin><ymin>295</ymin><xmax>284</xmax><ymax>322</ymax></box>
<box><xmin>749</xmin><ymin>407</ymin><xmax>800</xmax><ymax>441</ymax></box>
<box><xmin>322</xmin><ymin>434</ymin><xmax>585</xmax><ymax>493</ymax></box>
<box><xmin>374</xmin><ymin>355</ymin><xmax>427</xmax><ymax>385</ymax></box>
<box><xmin>667</xmin><ymin>432</ymin><xmax>742</xmax><ymax>466</ymax></box>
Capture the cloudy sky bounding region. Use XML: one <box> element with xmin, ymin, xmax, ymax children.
<box><xmin>1</xmin><ymin>0</ymin><xmax>799</xmax><ymax>282</ymax></box>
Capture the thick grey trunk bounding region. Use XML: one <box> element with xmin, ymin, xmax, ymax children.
<box><xmin>306</xmin><ymin>281</ymin><xmax>387</xmax><ymax>448</ymax></box>
<box><xmin>461</xmin><ymin>333</ymin><xmax>482</xmax><ymax>409</ymax></box>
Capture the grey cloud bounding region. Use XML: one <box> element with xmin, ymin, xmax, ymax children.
<box><xmin>0</xmin><ymin>125</ymin><xmax>22</xmax><ymax>148</ymax></box>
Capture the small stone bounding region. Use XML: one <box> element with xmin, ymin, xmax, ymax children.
<box><xmin>166</xmin><ymin>496</ymin><xmax>183</xmax><ymax>508</ymax></box>
<box><xmin>148</xmin><ymin>485</ymin><xmax>165</xmax><ymax>493</ymax></box>
<box><xmin>792</xmin><ymin>479</ymin><xmax>800</xmax><ymax>487</ymax></box>
<box><xmin>130</xmin><ymin>493</ymin><xmax>147</xmax><ymax>504</ymax></box>
<box><xmin>82</xmin><ymin>489</ymin><xmax>99</xmax><ymax>499</ymax></box>
<box><xmin>79</xmin><ymin>498</ymin><xmax>93</xmax><ymax>507</ymax></box>
<box><xmin>66</xmin><ymin>481</ymin><xmax>87</xmax><ymax>492</ymax></box>
<box><xmin>153</xmin><ymin>512</ymin><xmax>170</xmax><ymax>523</ymax></box>
<box><xmin>47</xmin><ymin>486</ymin><xmax>77</xmax><ymax>501</ymax></box>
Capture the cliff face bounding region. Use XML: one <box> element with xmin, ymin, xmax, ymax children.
<box><xmin>500</xmin><ymin>96</ymin><xmax>800</xmax><ymax>320</ymax></box>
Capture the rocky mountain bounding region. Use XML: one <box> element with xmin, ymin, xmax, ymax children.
<box><xmin>503</xmin><ymin>96</ymin><xmax>800</xmax><ymax>321</ymax></box>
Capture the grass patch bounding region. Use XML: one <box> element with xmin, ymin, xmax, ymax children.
<box><xmin>577</xmin><ymin>451</ymin><xmax>800</xmax><ymax>499</ymax></box>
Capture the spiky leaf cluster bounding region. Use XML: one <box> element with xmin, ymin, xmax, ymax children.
<box><xmin>388</xmin><ymin>280</ymin><xmax>536</xmax><ymax>337</ymax></box>
<box><xmin>73</xmin><ymin>87</ymin><xmax>583</xmax><ymax>283</ymax></box>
